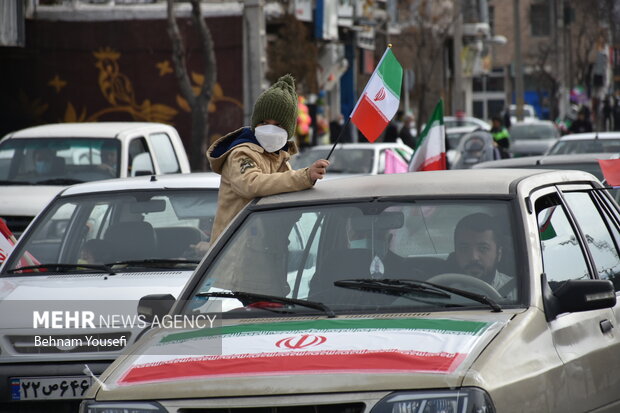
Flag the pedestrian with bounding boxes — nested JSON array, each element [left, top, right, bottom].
[[613, 91, 620, 131], [490, 115, 511, 159], [398, 113, 416, 149], [568, 108, 593, 134], [206, 74, 329, 244]]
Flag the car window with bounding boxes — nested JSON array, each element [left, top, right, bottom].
[[128, 137, 154, 176], [3, 189, 219, 273], [509, 124, 559, 140], [0, 137, 121, 183], [562, 191, 620, 287], [149, 132, 181, 174], [187, 200, 519, 315], [547, 139, 620, 155], [535, 194, 590, 287]]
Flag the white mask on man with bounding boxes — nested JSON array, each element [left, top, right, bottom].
[[254, 124, 288, 152]]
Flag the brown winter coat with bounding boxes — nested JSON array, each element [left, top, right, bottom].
[[207, 127, 314, 241]]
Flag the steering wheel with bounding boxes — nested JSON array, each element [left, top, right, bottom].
[[426, 273, 503, 301]]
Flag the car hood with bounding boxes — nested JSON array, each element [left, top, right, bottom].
[[0, 271, 193, 329], [94, 311, 512, 400], [0, 185, 64, 216]]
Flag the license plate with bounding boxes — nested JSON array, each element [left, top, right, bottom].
[[10, 376, 93, 400]]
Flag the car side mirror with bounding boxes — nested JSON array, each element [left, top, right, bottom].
[[542, 273, 616, 321], [131, 152, 155, 177], [137, 294, 175, 323]]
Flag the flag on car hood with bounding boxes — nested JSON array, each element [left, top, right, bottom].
[[350, 46, 403, 143], [408, 100, 446, 172]]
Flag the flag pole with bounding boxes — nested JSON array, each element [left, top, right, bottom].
[[326, 43, 394, 161], [326, 117, 352, 161]]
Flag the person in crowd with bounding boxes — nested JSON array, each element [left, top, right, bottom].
[[398, 113, 417, 149], [490, 115, 511, 159], [568, 108, 594, 134], [98, 142, 119, 176], [451, 212, 515, 299], [205, 74, 329, 246]]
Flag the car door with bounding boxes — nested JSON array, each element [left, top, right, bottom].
[[533, 184, 620, 411]]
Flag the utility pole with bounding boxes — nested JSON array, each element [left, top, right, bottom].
[[513, 0, 524, 121], [453, 0, 464, 115], [243, 0, 266, 126]]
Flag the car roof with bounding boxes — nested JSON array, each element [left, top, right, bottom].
[[556, 132, 620, 141], [510, 120, 556, 127], [59, 172, 220, 196], [474, 153, 620, 169], [253, 169, 598, 207], [4, 122, 176, 139]]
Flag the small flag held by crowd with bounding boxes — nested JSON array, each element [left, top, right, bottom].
[[408, 100, 447, 172], [0, 219, 16, 264]]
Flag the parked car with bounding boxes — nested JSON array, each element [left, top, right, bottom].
[[290, 142, 413, 178], [545, 131, 620, 155], [450, 130, 499, 169], [0, 172, 219, 413], [474, 152, 620, 201], [508, 120, 561, 157], [505, 103, 538, 124], [443, 115, 490, 131], [0, 122, 191, 236], [83, 169, 620, 412]]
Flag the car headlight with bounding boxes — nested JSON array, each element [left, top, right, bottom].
[[79, 400, 166, 413], [371, 387, 495, 413]]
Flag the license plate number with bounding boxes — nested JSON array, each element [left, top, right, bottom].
[[10, 376, 92, 400]]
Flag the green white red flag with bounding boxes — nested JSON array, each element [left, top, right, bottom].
[[350, 47, 403, 142], [408, 100, 446, 172]]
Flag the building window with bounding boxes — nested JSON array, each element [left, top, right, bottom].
[[530, 3, 551, 37]]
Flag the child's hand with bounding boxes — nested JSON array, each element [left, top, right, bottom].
[[309, 159, 330, 181]]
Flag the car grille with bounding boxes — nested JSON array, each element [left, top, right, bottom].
[[8, 332, 130, 354], [179, 404, 365, 413]]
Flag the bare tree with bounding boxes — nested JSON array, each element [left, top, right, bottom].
[[393, 0, 455, 135], [527, 42, 560, 120], [167, 0, 216, 171]]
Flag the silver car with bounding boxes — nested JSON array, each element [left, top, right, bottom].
[[81, 169, 620, 412]]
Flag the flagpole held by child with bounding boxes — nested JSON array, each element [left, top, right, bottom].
[[327, 44, 403, 160]]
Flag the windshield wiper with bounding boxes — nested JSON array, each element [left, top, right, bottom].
[[196, 291, 336, 318], [35, 178, 84, 185], [106, 259, 200, 268], [0, 180, 33, 185], [7, 263, 115, 275], [335, 278, 502, 312]]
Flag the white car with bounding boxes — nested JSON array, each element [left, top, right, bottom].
[[0, 172, 219, 412], [0, 122, 191, 236], [508, 120, 561, 157], [545, 131, 620, 155], [290, 142, 413, 179], [506, 104, 538, 124], [443, 115, 490, 131]]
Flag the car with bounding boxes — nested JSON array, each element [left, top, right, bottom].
[[505, 103, 538, 124], [0, 172, 219, 413], [473, 152, 620, 201], [290, 142, 413, 178], [83, 169, 620, 412], [0, 122, 191, 237], [545, 131, 620, 155], [443, 115, 490, 131], [508, 120, 561, 157], [445, 124, 482, 166]]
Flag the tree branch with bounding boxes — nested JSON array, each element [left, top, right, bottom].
[[167, 0, 195, 106], [190, 0, 216, 104]]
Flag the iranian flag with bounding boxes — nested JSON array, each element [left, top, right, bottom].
[[408, 100, 447, 172], [0, 219, 16, 264], [350, 46, 403, 142]]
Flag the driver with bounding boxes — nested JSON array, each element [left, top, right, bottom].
[[452, 212, 515, 299]]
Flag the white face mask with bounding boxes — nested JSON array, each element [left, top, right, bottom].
[[255, 124, 288, 152]]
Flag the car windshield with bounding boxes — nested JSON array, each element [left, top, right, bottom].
[[0, 138, 121, 184], [510, 124, 559, 140], [547, 139, 620, 155], [185, 200, 520, 317], [3, 189, 218, 274], [291, 148, 374, 174]]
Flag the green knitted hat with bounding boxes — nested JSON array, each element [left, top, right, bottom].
[[251, 74, 298, 139]]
